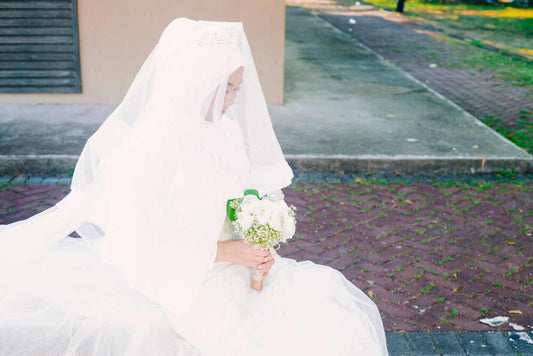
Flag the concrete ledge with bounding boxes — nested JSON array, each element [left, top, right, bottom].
[[286, 155, 533, 175], [0, 155, 78, 176], [1, 154, 532, 177]]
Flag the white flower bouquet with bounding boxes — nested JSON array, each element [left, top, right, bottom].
[[227, 189, 297, 290]]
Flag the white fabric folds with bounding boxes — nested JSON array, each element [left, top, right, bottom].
[[0, 18, 293, 316]]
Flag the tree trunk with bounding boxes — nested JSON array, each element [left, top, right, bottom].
[[395, 0, 405, 12]]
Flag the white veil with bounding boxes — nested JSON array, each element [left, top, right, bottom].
[[0, 18, 294, 316]]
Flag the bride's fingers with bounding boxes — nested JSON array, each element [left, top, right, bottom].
[[253, 252, 272, 261], [257, 258, 274, 272], [262, 254, 273, 261], [252, 256, 269, 267], [257, 250, 271, 258]]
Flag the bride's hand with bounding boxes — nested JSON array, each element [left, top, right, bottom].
[[217, 240, 273, 268], [257, 258, 275, 279]]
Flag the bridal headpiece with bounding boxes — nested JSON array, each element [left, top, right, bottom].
[[194, 25, 239, 45]]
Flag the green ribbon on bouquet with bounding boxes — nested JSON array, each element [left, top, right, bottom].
[[226, 189, 267, 222]]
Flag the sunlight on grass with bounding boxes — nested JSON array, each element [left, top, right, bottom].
[[453, 7, 533, 17], [519, 48, 533, 56], [336, 0, 533, 58]]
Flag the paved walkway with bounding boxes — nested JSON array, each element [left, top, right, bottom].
[[0, 5, 531, 176], [272, 5, 532, 174], [1, 176, 532, 355], [300, 0, 533, 135]]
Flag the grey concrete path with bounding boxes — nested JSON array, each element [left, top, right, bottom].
[[386, 331, 533, 356], [0, 5, 531, 176], [271, 5, 532, 175]]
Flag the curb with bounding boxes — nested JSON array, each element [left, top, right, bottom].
[[2, 172, 532, 186], [286, 155, 533, 175], [0, 155, 78, 177], [0, 154, 532, 177]]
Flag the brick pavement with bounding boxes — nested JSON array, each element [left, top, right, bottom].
[[1, 175, 531, 335], [290, 0, 533, 150], [278, 179, 532, 333]]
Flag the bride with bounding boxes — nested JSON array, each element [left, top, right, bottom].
[[0, 18, 389, 356]]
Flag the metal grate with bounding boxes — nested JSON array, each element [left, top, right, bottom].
[[0, 0, 81, 93]]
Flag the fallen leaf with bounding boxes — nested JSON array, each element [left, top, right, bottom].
[[405, 199, 413, 204], [452, 288, 458, 293], [339, 202, 344, 205], [368, 290, 374, 298], [481, 158, 486, 171], [509, 310, 523, 315]]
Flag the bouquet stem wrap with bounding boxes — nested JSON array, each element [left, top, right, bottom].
[[251, 273, 264, 291]]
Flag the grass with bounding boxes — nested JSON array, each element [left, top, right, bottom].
[[440, 35, 533, 86], [481, 112, 533, 153], [333, 0, 533, 87], [335, 0, 533, 58]]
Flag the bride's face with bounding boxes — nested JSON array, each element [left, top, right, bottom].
[[222, 66, 243, 115]]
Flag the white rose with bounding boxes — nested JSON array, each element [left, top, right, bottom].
[[276, 199, 289, 211], [240, 198, 260, 217], [267, 189, 284, 201], [268, 210, 283, 231], [281, 211, 296, 237], [255, 205, 270, 225], [237, 211, 254, 231], [242, 194, 259, 206]]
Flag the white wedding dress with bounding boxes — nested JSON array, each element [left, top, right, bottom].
[[0, 115, 388, 356], [170, 215, 387, 356]]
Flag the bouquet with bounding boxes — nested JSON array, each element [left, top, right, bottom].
[[227, 189, 297, 290]]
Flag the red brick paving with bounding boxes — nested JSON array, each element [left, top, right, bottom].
[[277, 181, 532, 332], [0, 185, 67, 224], [1, 181, 531, 333]]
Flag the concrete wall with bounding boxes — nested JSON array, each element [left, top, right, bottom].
[[0, 0, 285, 105]]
